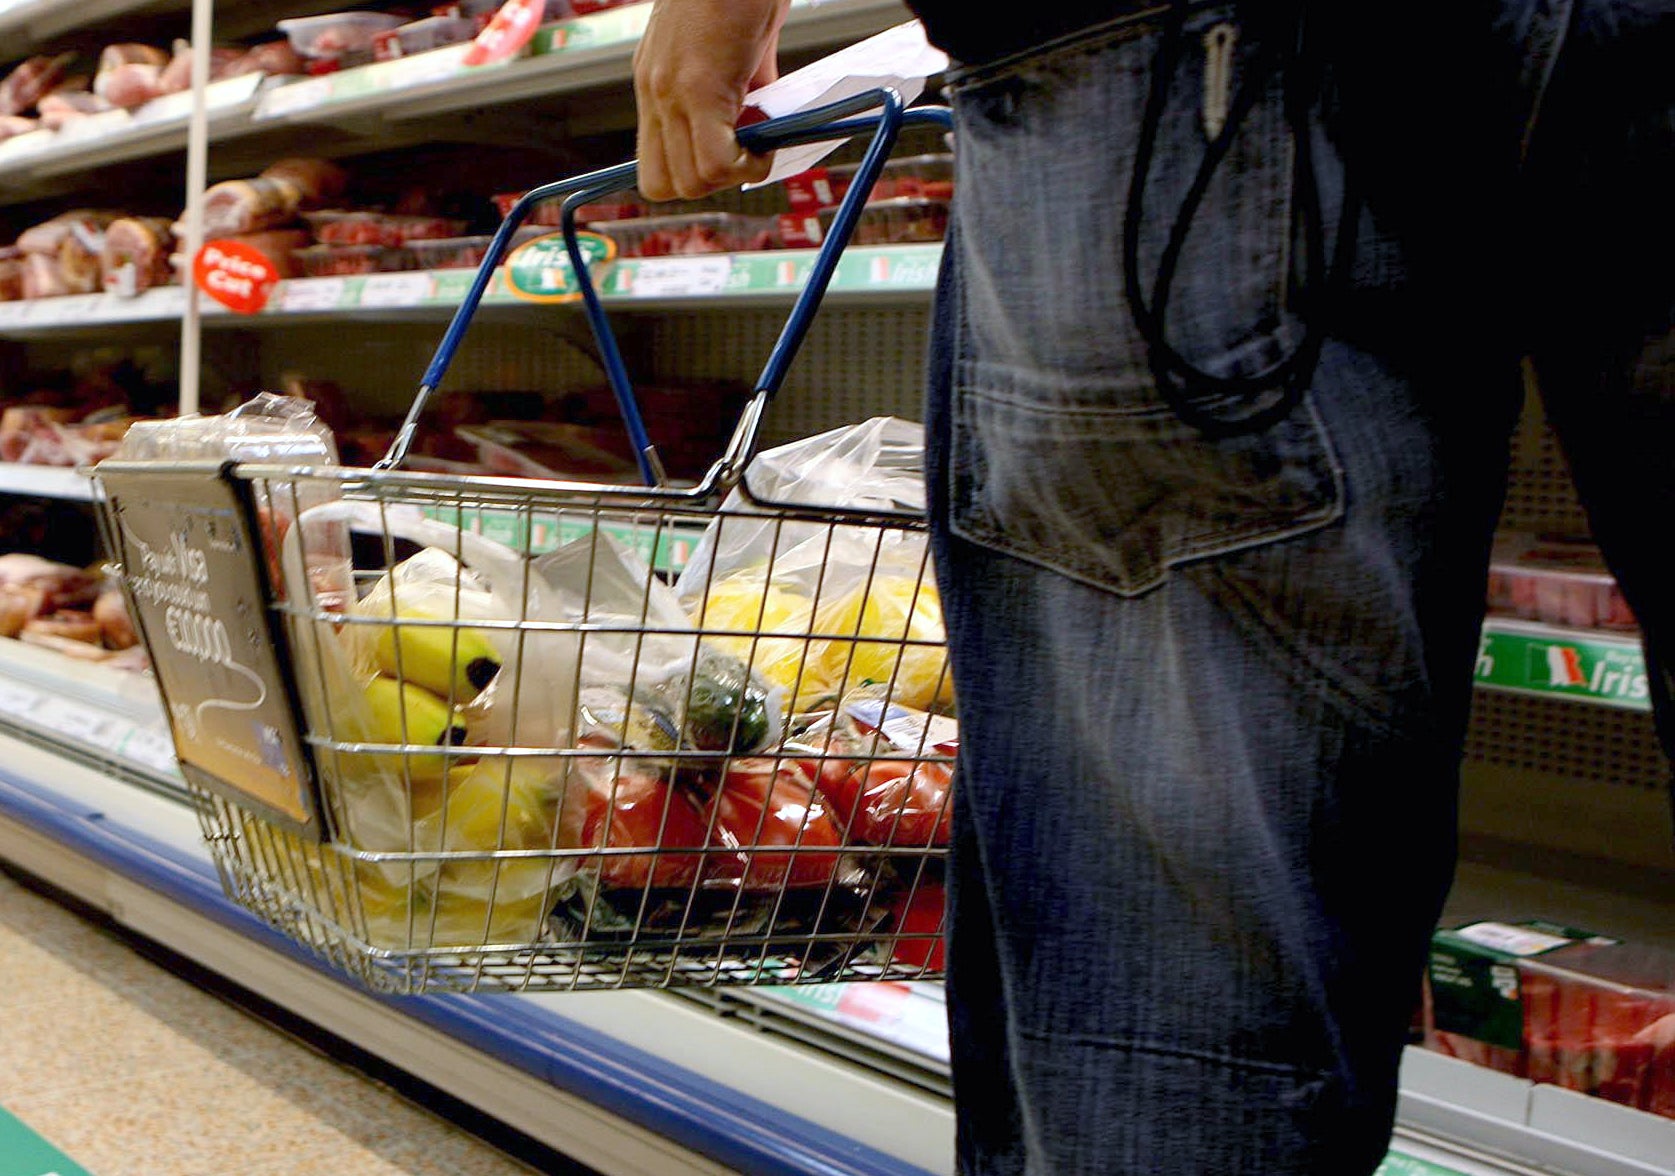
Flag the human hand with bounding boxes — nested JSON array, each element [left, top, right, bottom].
[[633, 0, 791, 201]]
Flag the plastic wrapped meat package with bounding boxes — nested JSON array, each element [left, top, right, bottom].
[[1487, 533, 1637, 632]]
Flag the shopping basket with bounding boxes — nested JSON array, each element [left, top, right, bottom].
[[93, 89, 957, 995]]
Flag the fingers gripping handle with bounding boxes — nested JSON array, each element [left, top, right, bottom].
[[383, 89, 950, 487]]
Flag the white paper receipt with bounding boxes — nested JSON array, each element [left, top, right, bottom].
[[741, 21, 950, 186]]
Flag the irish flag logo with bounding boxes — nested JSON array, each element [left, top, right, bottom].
[[1532, 643, 1588, 688]]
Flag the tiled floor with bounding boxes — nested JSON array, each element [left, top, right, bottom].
[[0, 868, 539, 1176]]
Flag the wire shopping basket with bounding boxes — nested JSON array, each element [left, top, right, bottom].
[[93, 91, 957, 995]]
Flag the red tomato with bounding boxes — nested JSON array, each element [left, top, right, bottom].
[[581, 771, 712, 890], [707, 760, 844, 891], [817, 759, 952, 848], [888, 881, 946, 971]]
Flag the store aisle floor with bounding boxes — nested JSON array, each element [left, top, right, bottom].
[[0, 868, 540, 1176]]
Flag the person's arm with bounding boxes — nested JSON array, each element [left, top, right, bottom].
[[632, 0, 791, 201]]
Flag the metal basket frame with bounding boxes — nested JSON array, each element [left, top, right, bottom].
[[96, 91, 958, 995]]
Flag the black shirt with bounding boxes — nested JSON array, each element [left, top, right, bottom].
[[905, 2, 1151, 67]]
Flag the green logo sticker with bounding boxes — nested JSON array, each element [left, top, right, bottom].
[[504, 230, 616, 303]]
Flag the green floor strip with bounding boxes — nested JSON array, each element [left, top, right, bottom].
[[0, 1107, 92, 1176]]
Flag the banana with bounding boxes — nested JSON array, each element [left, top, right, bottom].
[[372, 611, 502, 704], [353, 676, 468, 785]]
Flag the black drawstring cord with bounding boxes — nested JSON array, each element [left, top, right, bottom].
[[1123, 1, 1359, 439]]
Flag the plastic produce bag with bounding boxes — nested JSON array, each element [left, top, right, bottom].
[[675, 417, 953, 714]]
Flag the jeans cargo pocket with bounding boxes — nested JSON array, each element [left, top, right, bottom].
[[951, 357, 1343, 597], [944, 3, 1345, 596]]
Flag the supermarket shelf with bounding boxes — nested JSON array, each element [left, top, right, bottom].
[[1475, 618, 1648, 712], [0, 0, 902, 206], [0, 243, 942, 338], [0, 72, 269, 203], [0, 737, 951, 1176], [0, 636, 183, 801], [0, 462, 94, 500], [250, 0, 901, 127]]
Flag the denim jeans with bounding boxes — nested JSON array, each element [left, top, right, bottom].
[[924, 2, 1673, 1172]]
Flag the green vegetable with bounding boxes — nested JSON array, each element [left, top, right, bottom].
[[668, 646, 772, 753]]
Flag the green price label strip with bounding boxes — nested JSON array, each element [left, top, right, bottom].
[[1475, 623, 1649, 711], [0, 1106, 93, 1176], [1374, 1152, 1473, 1176], [419, 507, 708, 574]]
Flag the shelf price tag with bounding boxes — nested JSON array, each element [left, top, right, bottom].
[[194, 240, 281, 314], [0, 680, 42, 715], [35, 698, 124, 750], [359, 271, 436, 308], [279, 277, 347, 313], [615, 256, 734, 298], [0, 300, 33, 327], [120, 726, 179, 775]]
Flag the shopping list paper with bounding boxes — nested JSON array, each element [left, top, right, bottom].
[[741, 21, 949, 186]]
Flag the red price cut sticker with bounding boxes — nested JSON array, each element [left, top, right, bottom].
[[463, 0, 544, 66], [193, 240, 280, 314]]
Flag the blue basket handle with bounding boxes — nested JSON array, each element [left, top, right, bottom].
[[381, 88, 954, 489]]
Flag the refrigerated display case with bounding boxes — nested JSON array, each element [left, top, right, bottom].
[[0, 3, 1669, 1175]]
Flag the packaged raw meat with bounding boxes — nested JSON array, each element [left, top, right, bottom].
[[102, 218, 176, 295], [591, 212, 778, 258], [0, 249, 21, 301], [38, 91, 117, 130], [157, 40, 249, 95], [1487, 534, 1637, 632], [193, 176, 305, 237], [17, 211, 120, 257], [303, 211, 467, 247], [405, 227, 545, 270], [93, 44, 170, 108], [0, 554, 101, 612], [0, 585, 45, 639], [229, 40, 307, 78], [198, 229, 310, 280], [277, 12, 407, 60], [1521, 940, 1675, 1119], [58, 228, 106, 294], [0, 55, 74, 117], [291, 243, 417, 277], [372, 16, 477, 60], [812, 152, 955, 207], [20, 253, 69, 299], [93, 586, 138, 650], [816, 197, 949, 246], [261, 158, 349, 208], [494, 193, 644, 227]]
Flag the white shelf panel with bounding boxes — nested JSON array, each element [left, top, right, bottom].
[[0, 462, 94, 500]]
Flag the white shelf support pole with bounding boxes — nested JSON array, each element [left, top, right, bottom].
[[176, 0, 215, 417]]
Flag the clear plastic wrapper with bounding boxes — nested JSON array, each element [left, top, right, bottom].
[[591, 212, 778, 258], [1487, 533, 1637, 632], [373, 16, 478, 60], [1521, 941, 1675, 1119], [406, 227, 545, 270], [277, 12, 407, 60], [292, 243, 417, 277], [303, 211, 468, 247], [677, 417, 953, 714], [816, 197, 948, 245]]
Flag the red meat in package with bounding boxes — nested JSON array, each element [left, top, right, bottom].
[[792, 694, 956, 848], [1521, 942, 1675, 1119]]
